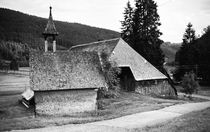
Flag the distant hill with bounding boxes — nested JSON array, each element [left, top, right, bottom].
[[0, 8, 120, 50], [161, 42, 181, 63]]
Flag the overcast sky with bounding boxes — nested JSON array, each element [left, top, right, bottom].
[[0, 0, 210, 43]]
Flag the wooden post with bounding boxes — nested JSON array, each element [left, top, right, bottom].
[[53, 40, 56, 52], [44, 40, 48, 52]]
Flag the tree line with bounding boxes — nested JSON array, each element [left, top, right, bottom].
[[0, 8, 119, 49], [0, 41, 29, 69], [174, 23, 210, 85], [0, 8, 119, 69], [120, 0, 210, 85]]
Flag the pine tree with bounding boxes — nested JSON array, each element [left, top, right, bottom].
[[174, 23, 198, 81], [121, 0, 164, 68], [121, 1, 134, 46], [182, 23, 196, 45], [178, 23, 196, 65], [198, 26, 210, 84]]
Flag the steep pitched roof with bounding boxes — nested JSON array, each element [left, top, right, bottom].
[[30, 51, 106, 91], [43, 7, 58, 36], [110, 39, 167, 81], [71, 38, 167, 81]]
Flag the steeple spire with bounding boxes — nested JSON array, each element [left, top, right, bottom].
[[49, 6, 52, 17], [43, 6, 58, 52], [43, 6, 58, 36]]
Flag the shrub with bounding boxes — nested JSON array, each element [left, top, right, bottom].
[[97, 51, 121, 99], [18, 61, 29, 67], [181, 71, 199, 99], [10, 59, 19, 71]]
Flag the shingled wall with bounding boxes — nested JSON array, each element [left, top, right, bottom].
[[35, 89, 98, 116], [30, 51, 106, 116]]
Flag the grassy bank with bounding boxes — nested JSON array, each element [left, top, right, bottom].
[[137, 107, 210, 132]]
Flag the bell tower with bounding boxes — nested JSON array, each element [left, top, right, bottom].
[[43, 6, 58, 52]]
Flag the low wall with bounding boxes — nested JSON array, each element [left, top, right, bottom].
[[135, 80, 176, 96], [35, 89, 98, 116]]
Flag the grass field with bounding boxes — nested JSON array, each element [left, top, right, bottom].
[[197, 86, 210, 97], [175, 85, 210, 97], [134, 85, 210, 132], [0, 91, 186, 131], [136, 107, 210, 132], [0, 72, 209, 131]]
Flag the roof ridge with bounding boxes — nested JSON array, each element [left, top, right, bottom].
[[70, 37, 121, 50]]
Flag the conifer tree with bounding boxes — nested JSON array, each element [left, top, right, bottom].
[[176, 23, 197, 65], [174, 23, 198, 81], [121, 1, 134, 46], [121, 0, 164, 68], [182, 23, 196, 45]]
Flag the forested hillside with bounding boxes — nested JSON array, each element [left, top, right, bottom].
[[161, 42, 181, 63], [0, 8, 120, 49], [0, 8, 119, 68]]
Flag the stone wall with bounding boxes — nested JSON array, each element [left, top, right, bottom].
[[35, 89, 97, 116], [135, 80, 176, 96]]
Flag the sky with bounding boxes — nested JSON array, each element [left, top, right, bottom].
[[0, 0, 210, 43]]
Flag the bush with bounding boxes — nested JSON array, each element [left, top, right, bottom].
[[97, 87, 119, 99], [97, 51, 121, 99], [10, 59, 19, 71], [181, 71, 199, 98], [18, 61, 29, 67]]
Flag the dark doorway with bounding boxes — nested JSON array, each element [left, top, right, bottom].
[[119, 67, 136, 91]]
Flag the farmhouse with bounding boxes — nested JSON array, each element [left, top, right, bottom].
[[70, 38, 176, 96], [30, 7, 106, 116], [30, 6, 176, 116]]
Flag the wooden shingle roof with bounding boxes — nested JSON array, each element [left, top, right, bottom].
[[71, 38, 167, 81], [30, 51, 106, 91], [70, 38, 120, 55], [110, 39, 167, 81], [42, 7, 58, 36]]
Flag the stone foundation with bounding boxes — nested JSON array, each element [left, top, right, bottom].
[[35, 89, 98, 116], [135, 80, 176, 96]]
